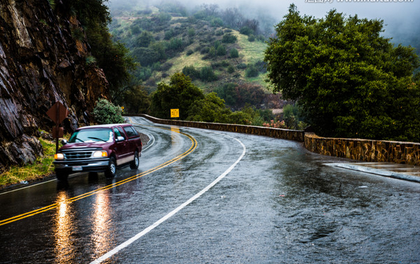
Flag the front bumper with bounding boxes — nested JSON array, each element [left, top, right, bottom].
[[53, 158, 110, 174]]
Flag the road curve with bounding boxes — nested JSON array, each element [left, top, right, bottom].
[[0, 117, 419, 263]]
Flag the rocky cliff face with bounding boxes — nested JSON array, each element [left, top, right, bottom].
[[0, 0, 109, 173]]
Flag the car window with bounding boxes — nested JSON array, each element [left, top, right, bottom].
[[123, 126, 139, 138], [114, 128, 126, 140], [68, 128, 113, 143]]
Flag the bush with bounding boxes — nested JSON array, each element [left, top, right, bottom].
[[93, 98, 125, 124], [240, 26, 254, 36], [222, 34, 237, 43], [188, 28, 195, 37], [230, 48, 239, 58], [182, 65, 200, 80], [200, 67, 218, 82], [245, 64, 259, 77], [227, 65, 235, 73], [217, 45, 227, 56], [237, 63, 247, 69]]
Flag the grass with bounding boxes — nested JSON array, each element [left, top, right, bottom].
[[0, 134, 67, 187], [234, 31, 267, 65], [164, 51, 211, 82]]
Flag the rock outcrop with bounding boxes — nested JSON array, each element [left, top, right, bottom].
[[0, 0, 109, 173]]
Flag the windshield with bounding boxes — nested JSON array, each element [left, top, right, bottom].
[[68, 128, 113, 143]]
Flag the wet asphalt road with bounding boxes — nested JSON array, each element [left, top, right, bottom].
[[1, 116, 420, 263]]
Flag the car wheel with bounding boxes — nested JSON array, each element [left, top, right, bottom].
[[105, 156, 117, 178], [130, 151, 139, 169], [56, 171, 68, 181]]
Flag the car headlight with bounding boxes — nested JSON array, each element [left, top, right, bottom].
[[54, 153, 65, 160], [92, 150, 108, 158]]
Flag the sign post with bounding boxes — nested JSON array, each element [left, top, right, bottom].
[[46, 102, 69, 153]]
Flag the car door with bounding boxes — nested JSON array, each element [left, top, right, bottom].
[[113, 127, 130, 166]]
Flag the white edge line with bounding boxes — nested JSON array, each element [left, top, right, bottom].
[[90, 137, 246, 264]]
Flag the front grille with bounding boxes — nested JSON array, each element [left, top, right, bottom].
[[65, 152, 92, 159]]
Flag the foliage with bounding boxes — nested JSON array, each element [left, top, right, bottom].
[[216, 45, 227, 56], [222, 34, 237, 43], [63, 0, 136, 98], [283, 104, 307, 129], [200, 67, 218, 82], [182, 65, 201, 80], [93, 98, 125, 124], [135, 31, 155, 47], [265, 4, 420, 141], [0, 135, 66, 186], [230, 48, 239, 58], [150, 73, 205, 119], [240, 26, 253, 36], [187, 93, 232, 123], [131, 47, 160, 67], [122, 85, 150, 114], [245, 64, 259, 78], [214, 83, 265, 110]]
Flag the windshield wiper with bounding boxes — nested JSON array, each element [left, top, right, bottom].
[[88, 137, 107, 142], [75, 138, 84, 142]]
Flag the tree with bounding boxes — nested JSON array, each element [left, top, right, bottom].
[[93, 98, 125, 124], [264, 4, 420, 141], [150, 73, 204, 119], [122, 85, 150, 114], [187, 93, 232, 123], [135, 31, 155, 47]]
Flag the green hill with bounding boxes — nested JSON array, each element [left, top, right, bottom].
[[108, 2, 270, 94]]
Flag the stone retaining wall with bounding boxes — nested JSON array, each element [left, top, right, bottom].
[[132, 114, 304, 142], [304, 133, 420, 166], [131, 114, 420, 165]]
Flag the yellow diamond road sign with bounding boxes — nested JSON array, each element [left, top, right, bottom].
[[170, 109, 179, 118]]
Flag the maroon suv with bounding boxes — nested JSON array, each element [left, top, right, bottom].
[[53, 124, 142, 181]]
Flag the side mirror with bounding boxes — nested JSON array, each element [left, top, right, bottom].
[[61, 139, 68, 145], [117, 136, 125, 142]]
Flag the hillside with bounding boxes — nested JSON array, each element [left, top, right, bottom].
[[108, 1, 278, 108], [0, 0, 111, 173]]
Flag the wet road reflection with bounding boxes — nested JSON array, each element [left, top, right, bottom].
[[54, 191, 75, 263], [91, 190, 113, 258]]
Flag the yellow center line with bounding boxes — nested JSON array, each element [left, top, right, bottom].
[[0, 126, 197, 227]]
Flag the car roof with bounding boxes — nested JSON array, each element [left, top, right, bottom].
[[77, 123, 132, 130]]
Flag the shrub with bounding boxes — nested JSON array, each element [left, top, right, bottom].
[[237, 63, 247, 69], [230, 48, 239, 58], [200, 47, 210, 54], [240, 26, 253, 36], [245, 64, 259, 77], [93, 98, 125, 124], [222, 34, 237, 43], [217, 45, 227, 56], [227, 65, 235, 73], [188, 28, 195, 37], [200, 67, 218, 82], [182, 65, 200, 80]]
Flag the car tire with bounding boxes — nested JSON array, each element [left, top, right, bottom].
[[130, 151, 140, 169], [105, 156, 117, 178], [56, 171, 68, 181]]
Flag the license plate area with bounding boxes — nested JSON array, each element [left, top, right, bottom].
[[72, 166, 83, 171]]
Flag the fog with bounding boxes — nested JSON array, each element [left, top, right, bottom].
[[108, 0, 420, 46]]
